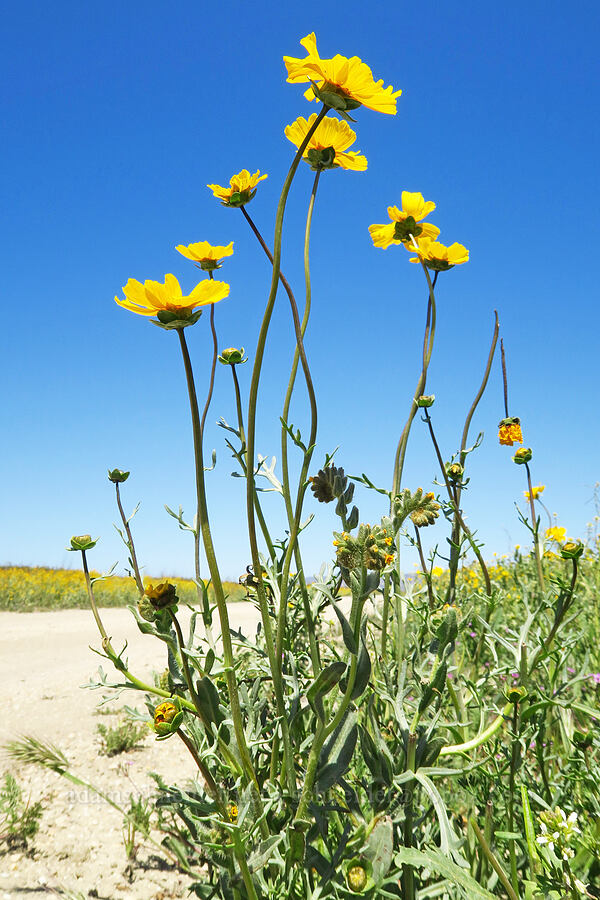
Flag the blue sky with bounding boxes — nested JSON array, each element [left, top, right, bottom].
[[2, 0, 599, 580]]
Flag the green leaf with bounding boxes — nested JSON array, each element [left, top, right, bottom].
[[307, 661, 347, 720], [329, 598, 357, 654], [521, 785, 540, 877], [394, 847, 496, 899], [350, 627, 372, 700], [316, 709, 358, 792], [246, 835, 284, 871], [366, 815, 394, 884]]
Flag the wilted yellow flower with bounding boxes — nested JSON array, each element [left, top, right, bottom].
[[409, 237, 469, 271], [525, 484, 545, 501], [175, 240, 234, 270], [499, 418, 523, 446], [284, 113, 367, 171], [546, 526, 567, 544], [207, 169, 267, 207], [283, 32, 401, 115], [154, 701, 178, 726], [369, 192, 440, 249], [115, 274, 229, 318]]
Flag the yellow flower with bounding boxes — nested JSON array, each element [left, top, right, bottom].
[[525, 484, 545, 501], [154, 701, 177, 726], [369, 192, 440, 249], [498, 418, 523, 446], [207, 169, 267, 207], [283, 32, 401, 115], [115, 274, 229, 319], [175, 240, 234, 270], [284, 113, 367, 171], [545, 526, 567, 544], [408, 236, 469, 271]]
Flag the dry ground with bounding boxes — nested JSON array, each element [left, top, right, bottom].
[[0, 603, 262, 899]]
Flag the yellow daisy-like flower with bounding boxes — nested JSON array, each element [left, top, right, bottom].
[[408, 236, 469, 271], [498, 418, 523, 446], [115, 274, 229, 319], [207, 169, 267, 207], [283, 32, 401, 115], [154, 701, 178, 725], [284, 113, 367, 171], [545, 526, 567, 544], [369, 192, 440, 249], [175, 240, 234, 270], [525, 484, 545, 501]]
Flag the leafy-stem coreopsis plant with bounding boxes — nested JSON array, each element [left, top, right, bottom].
[[10, 31, 600, 899]]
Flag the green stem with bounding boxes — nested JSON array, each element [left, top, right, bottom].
[[244, 104, 329, 794], [402, 732, 419, 900], [471, 819, 519, 900], [114, 482, 145, 597], [176, 728, 225, 815], [414, 525, 435, 609], [525, 461, 545, 593], [447, 313, 499, 598], [176, 328, 263, 817], [391, 266, 438, 498], [230, 364, 277, 563], [276, 168, 322, 676], [423, 409, 492, 596], [507, 702, 520, 893]]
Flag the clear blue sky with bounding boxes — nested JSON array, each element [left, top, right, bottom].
[[2, 0, 599, 580]]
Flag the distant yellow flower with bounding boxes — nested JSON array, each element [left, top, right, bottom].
[[284, 113, 367, 171], [525, 484, 545, 501], [369, 192, 440, 249], [207, 169, 267, 207], [432, 566, 444, 577], [115, 274, 229, 319], [409, 237, 469, 271], [283, 32, 401, 115], [175, 240, 234, 270], [545, 526, 567, 544]]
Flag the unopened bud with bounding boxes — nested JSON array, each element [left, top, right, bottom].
[[513, 447, 533, 465], [68, 534, 98, 551], [218, 347, 247, 365], [561, 540, 584, 560], [108, 468, 130, 483], [417, 395, 435, 408]]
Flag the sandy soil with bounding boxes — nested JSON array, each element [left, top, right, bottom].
[[0, 603, 262, 899]]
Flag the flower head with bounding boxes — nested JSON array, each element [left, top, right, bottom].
[[175, 240, 234, 271], [115, 274, 229, 327], [152, 699, 184, 737], [545, 525, 567, 544], [409, 236, 469, 271], [144, 581, 178, 611], [524, 484, 544, 501], [283, 32, 401, 115], [207, 169, 267, 207], [284, 113, 367, 171], [498, 417, 523, 446], [369, 192, 440, 249]]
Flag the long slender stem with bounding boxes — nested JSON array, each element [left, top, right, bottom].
[[525, 461, 545, 592], [230, 365, 277, 562], [402, 732, 419, 900], [276, 168, 322, 676], [176, 328, 263, 813], [507, 702, 520, 893], [423, 409, 492, 596], [391, 267, 438, 497], [440, 702, 512, 755], [114, 482, 144, 596], [414, 525, 435, 609], [241, 189, 321, 676], [471, 819, 519, 900], [447, 313, 499, 597], [244, 104, 329, 794], [500, 338, 509, 418], [176, 728, 224, 813]]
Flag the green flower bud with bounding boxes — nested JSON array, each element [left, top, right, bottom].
[[152, 700, 184, 737], [144, 581, 178, 611], [310, 465, 348, 503], [347, 865, 367, 893], [561, 540, 584, 560], [218, 347, 247, 365], [505, 684, 528, 704], [344, 858, 374, 893], [513, 447, 533, 465], [68, 534, 98, 551], [417, 394, 435, 408], [445, 462, 464, 482], [108, 468, 130, 483]]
